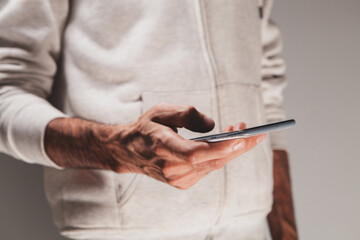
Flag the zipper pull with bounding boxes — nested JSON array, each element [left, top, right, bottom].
[[258, 0, 264, 19]]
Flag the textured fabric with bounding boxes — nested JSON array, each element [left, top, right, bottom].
[[0, 0, 287, 239]]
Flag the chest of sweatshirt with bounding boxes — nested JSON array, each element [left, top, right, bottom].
[[58, 0, 262, 95]]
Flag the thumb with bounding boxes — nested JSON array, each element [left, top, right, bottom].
[[149, 103, 215, 133]]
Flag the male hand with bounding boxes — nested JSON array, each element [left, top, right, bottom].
[[45, 103, 266, 190]]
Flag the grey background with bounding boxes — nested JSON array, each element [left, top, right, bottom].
[[1, 0, 359, 239]]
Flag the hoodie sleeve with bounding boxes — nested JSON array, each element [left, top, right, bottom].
[[260, 0, 289, 150], [0, 0, 71, 168]]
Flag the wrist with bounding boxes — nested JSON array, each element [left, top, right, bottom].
[[268, 149, 298, 240], [273, 149, 288, 159], [44, 117, 122, 171]]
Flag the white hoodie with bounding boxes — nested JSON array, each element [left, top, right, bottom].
[[0, 0, 287, 239]]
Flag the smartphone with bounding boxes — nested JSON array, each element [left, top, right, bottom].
[[190, 119, 296, 142]]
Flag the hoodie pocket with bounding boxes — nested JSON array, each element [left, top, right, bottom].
[[115, 90, 223, 231]]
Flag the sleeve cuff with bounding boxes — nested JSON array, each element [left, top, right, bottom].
[[268, 128, 288, 151], [8, 98, 71, 169]]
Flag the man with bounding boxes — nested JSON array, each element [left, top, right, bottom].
[[0, 0, 297, 239]]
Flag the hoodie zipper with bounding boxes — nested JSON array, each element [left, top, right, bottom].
[[258, 0, 264, 19], [193, 1, 226, 239]]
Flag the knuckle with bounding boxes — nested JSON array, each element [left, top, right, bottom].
[[210, 159, 222, 169], [211, 159, 219, 168], [168, 180, 179, 188], [199, 168, 211, 177], [160, 128, 176, 140], [161, 166, 173, 177], [153, 146, 163, 156], [216, 164, 224, 169], [184, 144, 203, 163], [185, 105, 196, 111], [167, 179, 176, 186], [167, 179, 190, 190], [184, 151, 196, 164], [185, 105, 197, 115], [195, 161, 208, 169], [185, 153, 194, 163]]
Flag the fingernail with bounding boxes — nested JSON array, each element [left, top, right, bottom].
[[256, 134, 266, 144], [233, 140, 245, 151]]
